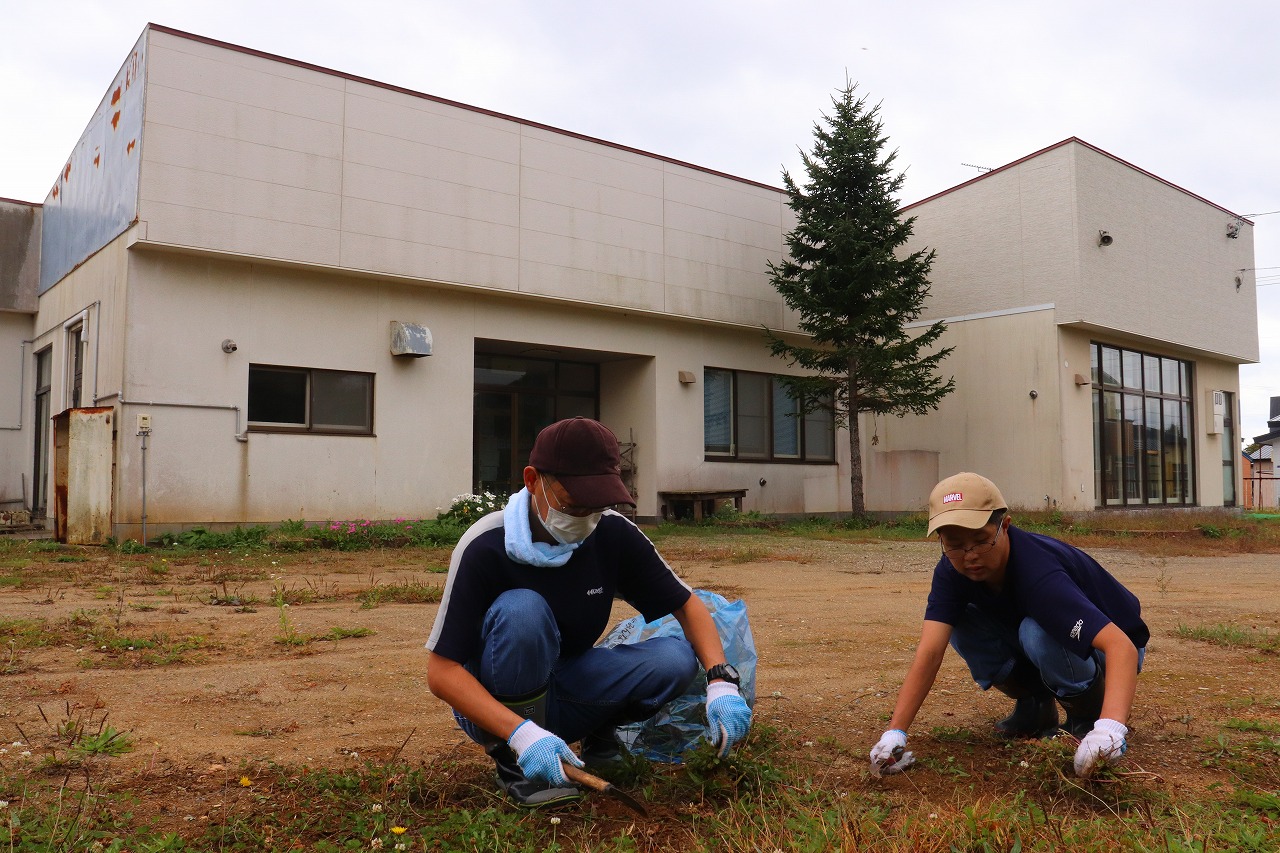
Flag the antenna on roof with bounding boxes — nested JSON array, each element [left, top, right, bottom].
[[961, 163, 994, 173]]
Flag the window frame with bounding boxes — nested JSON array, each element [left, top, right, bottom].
[[247, 364, 375, 436], [1090, 342, 1194, 507], [703, 367, 836, 464]]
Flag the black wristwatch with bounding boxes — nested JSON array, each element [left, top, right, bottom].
[[706, 663, 741, 686]]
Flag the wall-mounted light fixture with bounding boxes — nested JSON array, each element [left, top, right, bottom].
[[1226, 221, 1241, 239], [1097, 230, 1113, 247], [221, 339, 238, 353]]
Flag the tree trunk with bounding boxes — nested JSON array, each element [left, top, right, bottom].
[[848, 363, 865, 516]]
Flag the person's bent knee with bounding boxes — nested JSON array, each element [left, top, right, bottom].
[[629, 637, 699, 715], [483, 589, 556, 639]]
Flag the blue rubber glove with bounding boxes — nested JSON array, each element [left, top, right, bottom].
[[706, 680, 752, 757], [508, 720, 583, 786]]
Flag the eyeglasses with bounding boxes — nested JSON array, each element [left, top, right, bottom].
[[540, 478, 604, 518], [940, 524, 1003, 561]]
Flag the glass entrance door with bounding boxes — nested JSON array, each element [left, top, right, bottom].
[[473, 353, 598, 496]]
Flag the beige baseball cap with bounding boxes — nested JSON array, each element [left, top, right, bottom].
[[927, 472, 1007, 535]]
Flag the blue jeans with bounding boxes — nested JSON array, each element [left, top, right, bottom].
[[950, 604, 1144, 697], [455, 589, 698, 744]]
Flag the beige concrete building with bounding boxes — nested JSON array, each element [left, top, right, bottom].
[[0, 26, 1259, 540], [875, 140, 1258, 514]]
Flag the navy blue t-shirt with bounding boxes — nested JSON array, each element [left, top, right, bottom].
[[427, 509, 692, 664], [924, 525, 1149, 659]]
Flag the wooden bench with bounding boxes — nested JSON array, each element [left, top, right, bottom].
[[658, 489, 748, 521]]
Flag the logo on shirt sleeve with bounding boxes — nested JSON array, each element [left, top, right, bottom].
[[1069, 619, 1084, 640], [586, 586, 605, 596]]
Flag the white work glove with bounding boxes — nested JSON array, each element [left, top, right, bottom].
[[1073, 718, 1128, 778], [705, 681, 753, 757], [508, 720, 583, 786], [869, 729, 915, 776]]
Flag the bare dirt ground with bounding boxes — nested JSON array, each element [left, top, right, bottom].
[[2, 534, 1279, 828]]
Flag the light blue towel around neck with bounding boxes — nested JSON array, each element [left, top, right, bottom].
[[503, 487, 578, 567]]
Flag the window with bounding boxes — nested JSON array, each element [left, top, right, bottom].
[[67, 324, 85, 408], [703, 368, 835, 462], [248, 365, 373, 434], [1091, 343, 1193, 506]]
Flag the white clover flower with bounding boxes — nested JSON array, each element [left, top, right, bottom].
[[370, 803, 383, 813], [550, 816, 561, 825], [0, 800, 8, 809], [20, 751, 31, 758]]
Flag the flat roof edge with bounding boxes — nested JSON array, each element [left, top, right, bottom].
[[145, 24, 785, 195]]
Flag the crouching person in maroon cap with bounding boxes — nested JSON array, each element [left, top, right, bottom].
[[870, 472, 1148, 780], [426, 417, 752, 806]]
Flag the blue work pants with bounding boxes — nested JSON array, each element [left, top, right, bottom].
[[455, 588, 698, 744], [949, 604, 1143, 697]]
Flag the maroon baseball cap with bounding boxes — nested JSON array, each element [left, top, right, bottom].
[[529, 418, 636, 508]]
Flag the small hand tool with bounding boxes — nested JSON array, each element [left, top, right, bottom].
[[561, 763, 648, 816]]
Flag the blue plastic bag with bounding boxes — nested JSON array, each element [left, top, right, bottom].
[[597, 589, 757, 763]]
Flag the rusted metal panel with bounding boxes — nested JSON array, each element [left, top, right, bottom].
[[39, 33, 146, 294], [51, 408, 114, 545]]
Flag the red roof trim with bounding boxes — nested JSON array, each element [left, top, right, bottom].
[[0, 196, 41, 208], [901, 136, 1253, 222], [146, 24, 784, 194]]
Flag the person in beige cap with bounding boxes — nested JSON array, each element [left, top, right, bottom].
[[869, 472, 1148, 779], [427, 418, 752, 806]]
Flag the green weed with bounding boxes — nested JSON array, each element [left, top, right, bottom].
[[316, 626, 375, 642], [356, 578, 444, 608], [1175, 623, 1280, 653]]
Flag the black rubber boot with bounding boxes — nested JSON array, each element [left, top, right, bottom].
[[580, 726, 622, 771], [991, 662, 1059, 739], [1058, 671, 1106, 738], [484, 686, 581, 808], [483, 738, 581, 808]]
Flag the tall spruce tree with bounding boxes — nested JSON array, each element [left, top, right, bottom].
[[767, 83, 954, 516]]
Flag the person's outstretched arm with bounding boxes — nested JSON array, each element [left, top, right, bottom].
[[870, 620, 952, 774]]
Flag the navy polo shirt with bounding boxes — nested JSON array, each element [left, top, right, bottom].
[[925, 525, 1149, 659], [427, 510, 692, 664]]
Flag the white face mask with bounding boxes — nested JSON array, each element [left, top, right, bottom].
[[538, 479, 603, 545]]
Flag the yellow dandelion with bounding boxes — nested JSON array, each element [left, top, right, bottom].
[[239, 776, 251, 787], [390, 826, 407, 835]]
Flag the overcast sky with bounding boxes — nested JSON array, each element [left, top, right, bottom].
[[3, 1, 1277, 439]]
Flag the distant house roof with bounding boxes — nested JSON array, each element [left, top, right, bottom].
[[1254, 428, 1280, 445], [1246, 444, 1275, 462]]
